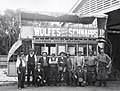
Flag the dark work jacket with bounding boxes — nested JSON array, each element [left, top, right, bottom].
[[66, 57, 72, 70], [74, 68, 85, 79], [38, 57, 49, 68], [58, 57, 67, 68], [34, 67, 44, 79], [27, 54, 35, 68]]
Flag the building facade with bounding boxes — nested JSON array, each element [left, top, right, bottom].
[[70, 0, 120, 70], [71, 0, 120, 16], [19, 11, 107, 57]]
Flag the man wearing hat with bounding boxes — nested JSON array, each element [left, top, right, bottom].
[[66, 52, 74, 86], [49, 53, 58, 86], [85, 50, 97, 86], [74, 66, 86, 86], [58, 52, 67, 86], [26, 48, 37, 86], [97, 48, 112, 87], [38, 52, 50, 86], [16, 52, 26, 90], [74, 51, 86, 83], [34, 63, 44, 87], [74, 51, 85, 69]]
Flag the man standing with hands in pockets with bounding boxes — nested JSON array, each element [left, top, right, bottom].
[[16, 52, 26, 90]]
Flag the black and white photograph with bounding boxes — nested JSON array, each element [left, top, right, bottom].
[[0, 0, 120, 91]]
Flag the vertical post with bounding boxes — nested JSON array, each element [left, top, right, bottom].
[[76, 44, 78, 55], [87, 44, 89, 56], [55, 44, 57, 56], [97, 44, 98, 55], [44, 43, 46, 53], [66, 44, 68, 53], [32, 39, 34, 49]]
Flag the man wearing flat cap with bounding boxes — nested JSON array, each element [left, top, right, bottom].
[[26, 48, 37, 86], [38, 52, 50, 86]]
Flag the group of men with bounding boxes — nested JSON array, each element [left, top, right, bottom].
[[16, 48, 112, 90]]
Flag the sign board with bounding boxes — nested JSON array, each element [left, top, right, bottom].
[[34, 27, 98, 38], [21, 26, 100, 38], [98, 29, 105, 38], [20, 26, 34, 39], [34, 39, 98, 44]]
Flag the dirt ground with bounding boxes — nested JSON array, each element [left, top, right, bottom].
[[0, 68, 120, 91]]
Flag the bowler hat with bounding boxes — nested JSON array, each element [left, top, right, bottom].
[[59, 52, 65, 55], [42, 51, 47, 55]]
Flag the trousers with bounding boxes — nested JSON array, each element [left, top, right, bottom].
[[27, 65, 35, 85], [18, 67, 26, 88]]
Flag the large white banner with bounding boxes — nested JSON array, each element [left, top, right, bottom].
[[20, 26, 98, 38], [7, 39, 22, 62], [34, 27, 98, 38]]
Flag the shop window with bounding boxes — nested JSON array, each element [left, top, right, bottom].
[[58, 45, 66, 55], [88, 44, 97, 56], [78, 45, 87, 56], [41, 46, 49, 55], [68, 44, 76, 56], [35, 44, 56, 56], [46, 44, 56, 56], [34, 44, 44, 56]]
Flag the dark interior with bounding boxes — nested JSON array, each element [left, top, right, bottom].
[[106, 9, 120, 70]]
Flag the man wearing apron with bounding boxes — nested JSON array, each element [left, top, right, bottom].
[[49, 53, 58, 86], [85, 50, 97, 86], [97, 48, 112, 87]]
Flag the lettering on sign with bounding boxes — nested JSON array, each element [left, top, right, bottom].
[[99, 29, 105, 38], [34, 27, 98, 38]]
